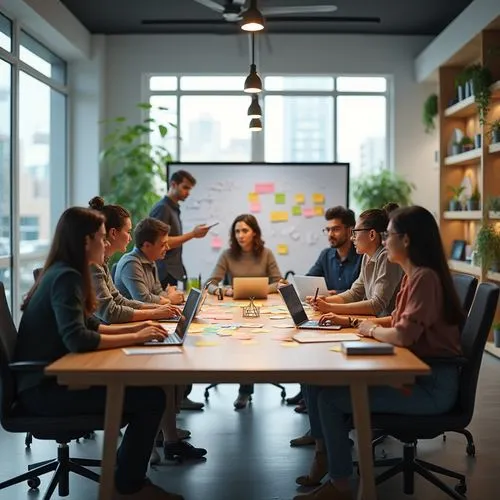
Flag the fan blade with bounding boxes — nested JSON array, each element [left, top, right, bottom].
[[262, 6, 338, 16], [142, 19, 232, 25], [192, 0, 225, 13], [265, 16, 381, 24]]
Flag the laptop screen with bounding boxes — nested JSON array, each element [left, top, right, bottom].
[[279, 284, 309, 326], [175, 288, 202, 339]]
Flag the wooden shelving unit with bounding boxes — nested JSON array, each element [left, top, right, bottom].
[[439, 29, 500, 355]]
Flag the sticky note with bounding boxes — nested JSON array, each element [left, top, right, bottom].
[[275, 193, 286, 204], [330, 345, 342, 352], [250, 201, 261, 213], [255, 182, 275, 194], [314, 206, 324, 217], [270, 211, 289, 223], [312, 193, 325, 205], [195, 340, 219, 347], [281, 341, 299, 347], [291, 205, 302, 216], [303, 208, 315, 218], [295, 193, 305, 204], [248, 192, 259, 202], [251, 328, 270, 334], [211, 235, 223, 249], [277, 244, 288, 255]]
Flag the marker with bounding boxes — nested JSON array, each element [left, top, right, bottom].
[[313, 287, 320, 303]]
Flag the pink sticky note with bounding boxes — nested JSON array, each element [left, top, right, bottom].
[[255, 183, 275, 194], [211, 235, 223, 249], [303, 208, 315, 218], [250, 201, 261, 213]]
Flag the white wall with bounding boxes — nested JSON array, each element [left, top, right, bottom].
[[104, 33, 439, 214]]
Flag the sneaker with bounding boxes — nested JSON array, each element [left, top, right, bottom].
[[164, 440, 207, 461], [233, 393, 251, 410], [113, 480, 184, 500], [293, 481, 353, 500], [286, 391, 303, 405], [290, 429, 314, 447], [180, 397, 204, 411]]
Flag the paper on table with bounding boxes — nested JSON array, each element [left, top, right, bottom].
[[272, 323, 295, 328], [303, 208, 315, 218], [248, 192, 259, 202], [277, 244, 288, 255], [295, 193, 305, 204], [291, 205, 302, 216], [249, 201, 261, 214], [234, 332, 253, 340], [122, 347, 182, 355], [269, 315, 290, 320], [195, 340, 219, 347], [312, 193, 325, 204], [281, 342, 299, 347], [237, 323, 264, 328], [330, 345, 342, 352], [251, 328, 270, 334], [270, 211, 289, 223], [255, 182, 275, 194], [275, 193, 286, 204], [210, 235, 223, 249]]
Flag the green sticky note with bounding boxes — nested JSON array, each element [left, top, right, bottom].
[[292, 205, 302, 216], [275, 193, 286, 204]]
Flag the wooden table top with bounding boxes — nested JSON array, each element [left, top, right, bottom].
[[46, 295, 430, 386]]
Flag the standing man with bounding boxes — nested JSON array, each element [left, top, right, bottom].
[[150, 169, 209, 411]]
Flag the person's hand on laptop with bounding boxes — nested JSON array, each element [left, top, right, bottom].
[[134, 324, 168, 344], [318, 313, 349, 327], [154, 304, 182, 320], [166, 285, 184, 305]]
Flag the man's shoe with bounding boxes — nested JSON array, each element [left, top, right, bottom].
[[177, 428, 191, 440], [295, 451, 328, 486], [233, 393, 251, 410], [286, 391, 303, 405], [114, 480, 184, 500], [164, 440, 207, 461], [294, 400, 308, 413], [290, 430, 314, 447], [180, 397, 204, 411], [293, 481, 353, 500]]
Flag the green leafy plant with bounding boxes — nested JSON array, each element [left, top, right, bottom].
[[493, 322, 500, 331], [448, 185, 466, 201], [422, 94, 438, 133], [100, 103, 175, 227], [352, 169, 415, 211], [489, 119, 500, 142], [460, 136, 474, 146], [489, 196, 500, 213], [469, 64, 493, 125], [475, 224, 500, 270], [470, 186, 480, 202]]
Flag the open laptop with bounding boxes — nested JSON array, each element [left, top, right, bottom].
[[161, 287, 208, 323], [145, 287, 202, 346], [233, 277, 268, 300], [292, 275, 329, 301]]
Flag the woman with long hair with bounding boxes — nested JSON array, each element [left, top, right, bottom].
[[15, 207, 184, 500], [207, 214, 282, 409], [295, 206, 463, 500]]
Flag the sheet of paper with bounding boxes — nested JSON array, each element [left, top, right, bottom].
[[281, 341, 299, 347], [291, 205, 302, 216], [269, 315, 289, 320], [216, 330, 233, 337], [251, 328, 270, 334], [270, 211, 289, 223], [122, 347, 182, 355], [277, 243, 288, 255], [275, 193, 286, 204], [249, 201, 261, 213], [195, 340, 219, 347], [273, 323, 295, 328], [248, 192, 259, 202], [234, 332, 253, 340], [295, 193, 305, 205], [255, 182, 275, 194], [303, 208, 315, 218], [210, 235, 223, 249], [314, 206, 325, 217], [330, 345, 342, 352], [312, 193, 325, 205]]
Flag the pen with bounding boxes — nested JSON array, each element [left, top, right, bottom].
[[313, 287, 319, 302]]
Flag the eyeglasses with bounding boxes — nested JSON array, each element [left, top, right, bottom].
[[322, 225, 346, 234], [351, 228, 374, 238], [380, 231, 402, 242]]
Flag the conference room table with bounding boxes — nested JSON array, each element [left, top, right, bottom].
[[46, 295, 430, 500]]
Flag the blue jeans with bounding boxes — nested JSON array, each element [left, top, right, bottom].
[[303, 364, 459, 480]]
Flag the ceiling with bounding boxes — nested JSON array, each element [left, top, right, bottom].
[[59, 0, 474, 36]]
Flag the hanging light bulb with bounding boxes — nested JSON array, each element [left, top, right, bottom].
[[249, 117, 263, 132], [241, 0, 265, 32], [244, 33, 262, 93], [247, 96, 262, 119]]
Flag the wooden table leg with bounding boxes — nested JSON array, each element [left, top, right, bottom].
[[350, 382, 376, 500], [98, 383, 124, 500]]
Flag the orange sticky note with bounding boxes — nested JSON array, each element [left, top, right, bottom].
[[314, 206, 324, 217], [312, 193, 325, 205], [277, 244, 288, 255]]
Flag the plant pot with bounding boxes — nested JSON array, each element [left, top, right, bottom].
[[462, 143, 474, 152], [474, 134, 482, 149], [451, 144, 462, 156], [493, 130, 500, 144], [449, 200, 462, 211], [457, 85, 464, 101], [494, 329, 500, 348], [467, 200, 480, 211]]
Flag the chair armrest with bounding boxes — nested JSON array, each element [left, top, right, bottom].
[[421, 356, 468, 367], [9, 361, 50, 372]]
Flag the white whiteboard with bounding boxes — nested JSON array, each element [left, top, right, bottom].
[[167, 163, 349, 283]]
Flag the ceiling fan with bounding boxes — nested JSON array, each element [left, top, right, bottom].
[[142, 0, 381, 29]]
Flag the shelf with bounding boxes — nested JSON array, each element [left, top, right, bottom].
[[443, 211, 481, 220], [489, 142, 500, 154], [444, 148, 481, 166], [489, 211, 500, 219], [448, 260, 480, 276], [444, 96, 476, 118], [487, 270, 500, 282]]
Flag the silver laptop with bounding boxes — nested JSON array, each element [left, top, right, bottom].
[[161, 287, 208, 323], [278, 283, 342, 331], [145, 288, 202, 346], [233, 277, 268, 299], [292, 275, 329, 301]]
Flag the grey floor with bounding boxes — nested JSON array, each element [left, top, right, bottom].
[[1, 354, 500, 500]]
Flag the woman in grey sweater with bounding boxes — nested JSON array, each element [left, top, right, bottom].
[[207, 214, 283, 410]]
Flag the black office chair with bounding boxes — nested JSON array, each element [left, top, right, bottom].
[[0, 281, 120, 499], [369, 282, 499, 499]]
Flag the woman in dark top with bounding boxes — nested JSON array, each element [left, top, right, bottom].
[[294, 206, 463, 500], [15, 207, 184, 500]]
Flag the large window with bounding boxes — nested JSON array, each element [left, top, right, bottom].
[[0, 10, 68, 315], [147, 75, 390, 180]]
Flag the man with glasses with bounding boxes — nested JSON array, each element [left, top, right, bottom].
[[287, 207, 361, 439]]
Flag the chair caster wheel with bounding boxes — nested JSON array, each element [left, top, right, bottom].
[[455, 481, 467, 495], [466, 443, 476, 457], [281, 390, 286, 399], [27, 477, 41, 490], [443, 433, 447, 442], [204, 390, 209, 400]]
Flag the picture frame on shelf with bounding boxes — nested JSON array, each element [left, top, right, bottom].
[[451, 240, 467, 261]]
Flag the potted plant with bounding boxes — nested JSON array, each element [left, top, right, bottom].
[[468, 64, 493, 125], [489, 119, 500, 144], [352, 169, 415, 211], [467, 186, 480, 211], [448, 185, 465, 211], [475, 224, 500, 271], [489, 196, 500, 214], [460, 136, 474, 152], [493, 322, 500, 348], [422, 94, 438, 134]]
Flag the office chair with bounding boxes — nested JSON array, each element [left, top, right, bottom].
[[0, 281, 122, 499], [369, 282, 499, 499]]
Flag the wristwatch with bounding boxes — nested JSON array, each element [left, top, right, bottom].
[[368, 325, 377, 338]]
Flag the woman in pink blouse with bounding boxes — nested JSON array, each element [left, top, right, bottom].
[[294, 206, 464, 500]]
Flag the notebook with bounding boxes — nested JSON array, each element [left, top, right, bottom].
[[341, 342, 394, 355]]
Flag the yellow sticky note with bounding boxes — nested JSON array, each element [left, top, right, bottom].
[[195, 340, 219, 347], [277, 244, 288, 255], [281, 341, 299, 347], [312, 193, 325, 205], [251, 328, 270, 334], [330, 345, 342, 352], [314, 206, 324, 217], [295, 193, 305, 204], [248, 192, 259, 202], [270, 211, 289, 223]]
